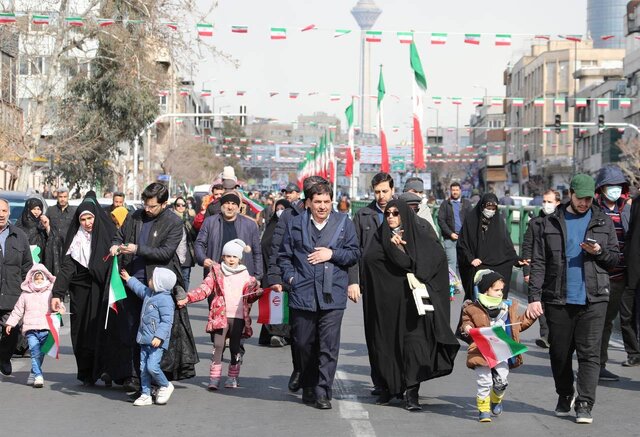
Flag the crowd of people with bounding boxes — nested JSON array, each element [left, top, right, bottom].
[[0, 165, 638, 426]]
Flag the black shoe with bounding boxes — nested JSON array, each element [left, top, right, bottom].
[[123, 377, 140, 392], [575, 401, 593, 424], [371, 386, 383, 396], [555, 394, 575, 416], [288, 371, 301, 392], [375, 391, 392, 405], [302, 387, 316, 404], [598, 367, 619, 381], [622, 356, 640, 367], [100, 373, 113, 388], [0, 360, 12, 376], [535, 337, 550, 349], [315, 395, 332, 410], [405, 385, 422, 411], [270, 336, 286, 347]]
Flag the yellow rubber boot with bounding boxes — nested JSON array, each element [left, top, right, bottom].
[[477, 396, 492, 422], [490, 389, 504, 416]]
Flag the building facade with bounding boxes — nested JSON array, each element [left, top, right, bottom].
[[0, 27, 22, 189], [588, 0, 627, 49]]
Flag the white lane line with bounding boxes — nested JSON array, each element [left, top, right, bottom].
[[335, 370, 376, 437]]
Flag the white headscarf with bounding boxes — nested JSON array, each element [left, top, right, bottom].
[[66, 210, 94, 268]]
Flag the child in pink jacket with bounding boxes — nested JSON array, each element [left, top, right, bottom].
[[5, 264, 59, 388], [178, 239, 262, 390]]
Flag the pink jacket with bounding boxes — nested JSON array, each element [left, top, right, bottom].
[[186, 262, 261, 338], [6, 264, 56, 334]]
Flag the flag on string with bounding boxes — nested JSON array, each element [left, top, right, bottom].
[[175, 118, 184, 125], [491, 97, 503, 107], [522, 128, 531, 134], [0, 12, 17, 24], [301, 24, 316, 32], [534, 34, 550, 40], [432, 96, 442, 104], [197, 23, 214, 37], [431, 32, 448, 45], [410, 42, 427, 170], [179, 88, 189, 96], [65, 17, 84, 27], [620, 98, 632, 108], [269, 92, 279, 97], [600, 35, 615, 41], [164, 22, 178, 31], [575, 98, 587, 107], [464, 33, 481, 45], [512, 98, 524, 107], [451, 97, 462, 105], [597, 98, 609, 108], [289, 92, 299, 99], [237, 91, 246, 96], [561, 34, 582, 42], [232, 25, 248, 33], [158, 90, 169, 97], [495, 34, 512, 46], [377, 66, 390, 173], [106, 257, 127, 325], [472, 97, 484, 106], [345, 101, 355, 177], [201, 89, 212, 97], [554, 98, 565, 107], [330, 94, 341, 102], [270, 27, 287, 40], [366, 31, 382, 43], [42, 313, 62, 359], [97, 18, 115, 27], [334, 29, 351, 38], [397, 32, 414, 44], [258, 288, 289, 325], [534, 98, 545, 107], [32, 15, 51, 25]]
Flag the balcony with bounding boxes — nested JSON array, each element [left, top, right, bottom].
[[0, 100, 23, 151]]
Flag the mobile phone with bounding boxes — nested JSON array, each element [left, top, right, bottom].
[[584, 238, 597, 245]]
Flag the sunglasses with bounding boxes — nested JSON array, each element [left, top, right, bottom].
[[176, 203, 186, 207], [384, 210, 400, 217]]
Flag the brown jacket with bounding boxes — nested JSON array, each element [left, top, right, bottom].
[[460, 299, 536, 369]]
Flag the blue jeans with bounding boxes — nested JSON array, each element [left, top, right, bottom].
[[140, 345, 168, 395], [26, 330, 48, 377], [181, 267, 191, 291], [443, 238, 458, 274]]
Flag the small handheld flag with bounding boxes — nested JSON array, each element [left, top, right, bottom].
[[469, 325, 528, 368]]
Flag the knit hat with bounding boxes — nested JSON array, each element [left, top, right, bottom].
[[219, 192, 241, 206], [474, 269, 505, 294], [222, 238, 249, 260], [403, 177, 424, 193], [152, 267, 177, 293]]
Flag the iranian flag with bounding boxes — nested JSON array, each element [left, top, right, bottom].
[[97, 18, 115, 27], [534, 98, 545, 107], [451, 97, 462, 105], [270, 27, 287, 40], [65, 17, 84, 27], [575, 98, 587, 107], [42, 313, 62, 359], [619, 98, 632, 109], [377, 66, 390, 173], [345, 101, 355, 177], [597, 98, 609, 108], [0, 12, 16, 24], [330, 94, 341, 102], [164, 22, 178, 31], [106, 257, 127, 327], [232, 25, 248, 33], [240, 192, 264, 214], [201, 89, 212, 97], [366, 31, 382, 43], [431, 32, 448, 45], [334, 29, 351, 38], [197, 23, 213, 37], [432, 96, 442, 104], [563, 34, 582, 42], [410, 42, 427, 170], [554, 98, 565, 107], [535, 34, 550, 40], [179, 88, 189, 96], [472, 97, 484, 106], [289, 92, 299, 99], [300, 24, 316, 32], [397, 32, 413, 44], [495, 34, 512, 46], [258, 288, 289, 325], [601, 35, 615, 41], [32, 15, 51, 25], [491, 97, 503, 107], [469, 325, 528, 368], [512, 98, 524, 107], [464, 33, 481, 45]]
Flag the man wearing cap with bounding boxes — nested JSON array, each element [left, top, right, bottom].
[[527, 174, 619, 424], [282, 183, 302, 207], [402, 177, 439, 237]]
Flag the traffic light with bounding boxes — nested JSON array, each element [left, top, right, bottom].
[[598, 114, 605, 132], [554, 114, 562, 133]]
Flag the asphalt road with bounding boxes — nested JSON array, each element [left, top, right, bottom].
[[1, 266, 638, 436]]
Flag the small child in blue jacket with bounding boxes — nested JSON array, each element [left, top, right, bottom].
[[120, 267, 176, 407]]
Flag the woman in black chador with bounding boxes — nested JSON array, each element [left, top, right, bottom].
[[362, 199, 459, 411]]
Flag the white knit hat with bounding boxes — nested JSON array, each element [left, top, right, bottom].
[[222, 238, 249, 260]]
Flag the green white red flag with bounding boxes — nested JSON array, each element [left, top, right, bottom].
[[270, 27, 287, 40], [512, 98, 524, 107], [32, 15, 51, 25], [534, 98, 545, 107], [0, 12, 16, 24], [232, 25, 248, 33], [495, 34, 512, 46], [366, 31, 382, 43], [97, 18, 115, 27], [197, 23, 213, 37], [397, 32, 413, 44], [377, 66, 389, 173], [258, 288, 289, 325], [431, 32, 447, 45], [334, 29, 351, 38], [65, 17, 84, 27], [469, 325, 528, 368], [464, 33, 481, 45], [106, 257, 127, 327], [42, 313, 62, 359], [345, 101, 355, 177], [410, 42, 426, 169]]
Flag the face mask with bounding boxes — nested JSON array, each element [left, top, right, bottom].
[[542, 203, 557, 215], [482, 208, 496, 219], [604, 186, 622, 202], [276, 210, 284, 218], [478, 293, 503, 309]]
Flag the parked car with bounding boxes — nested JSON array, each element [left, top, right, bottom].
[[0, 191, 48, 225], [68, 197, 141, 213]]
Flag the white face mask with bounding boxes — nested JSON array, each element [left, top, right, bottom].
[[604, 186, 622, 202], [482, 208, 496, 219], [276, 210, 284, 218], [542, 203, 557, 215]]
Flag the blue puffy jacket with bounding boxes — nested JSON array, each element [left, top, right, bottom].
[[278, 211, 360, 311], [127, 277, 175, 349]]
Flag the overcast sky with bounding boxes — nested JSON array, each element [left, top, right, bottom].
[[193, 0, 588, 143]]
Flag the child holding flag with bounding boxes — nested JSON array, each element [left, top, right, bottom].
[[459, 269, 536, 422], [120, 267, 176, 406], [177, 239, 262, 390], [5, 264, 61, 388]]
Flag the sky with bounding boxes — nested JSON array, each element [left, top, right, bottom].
[[192, 0, 588, 144]]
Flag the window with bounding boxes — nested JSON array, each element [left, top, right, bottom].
[[19, 58, 29, 75], [546, 62, 557, 90], [558, 61, 569, 90]]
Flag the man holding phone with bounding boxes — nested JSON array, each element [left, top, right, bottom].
[[527, 174, 619, 425]]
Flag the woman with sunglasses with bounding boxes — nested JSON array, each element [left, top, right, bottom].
[[173, 197, 198, 291], [361, 199, 460, 411]]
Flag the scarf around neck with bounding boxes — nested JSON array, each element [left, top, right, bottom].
[[221, 262, 247, 276]]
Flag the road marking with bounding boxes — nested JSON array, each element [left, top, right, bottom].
[[335, 370, 376, 437]]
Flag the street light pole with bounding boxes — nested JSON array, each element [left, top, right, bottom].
[[427, 106, 439, 145]]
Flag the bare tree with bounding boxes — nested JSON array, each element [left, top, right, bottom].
[[616, 137, 640, 188]]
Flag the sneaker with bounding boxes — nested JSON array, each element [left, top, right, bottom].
[[0, 360, 12, 376], [575, 402, 593, 424], [555, 394, 575, 416], [491, 401, 503, 416], [270, 336, 286, 347], [621, 356, 640, 367], [208, 378, 221, 391], [26, 373, 35, 386], [535, 337, 550, 349], [33, 375, 44, 388], [598, 368, 619, 381], [479, 411, 492, 422], [133, 394, 153, 406], [155, 382, 174, 405], [224, 377, 238, 388]]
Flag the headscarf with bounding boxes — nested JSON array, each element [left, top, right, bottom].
[[110, 206, 129, 228], [62, 196, 116, 280], [21, 263, 56, 293], [66, 210, 94, 268], [18, 198, 44, 231]]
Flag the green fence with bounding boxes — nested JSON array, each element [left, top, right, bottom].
[[350, 200, 540, 256]]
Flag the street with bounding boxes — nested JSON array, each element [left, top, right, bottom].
[[1, 266, 638, 436]]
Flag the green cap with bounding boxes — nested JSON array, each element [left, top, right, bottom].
[[570, 174, 596, 198]]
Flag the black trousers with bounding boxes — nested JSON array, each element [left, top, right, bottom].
[[0, 310, 19, 363], [619, 285, 640, 360], [601, 279, 624, 366], [546, 302, 607, 407], [291, 308, 344, 399]]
